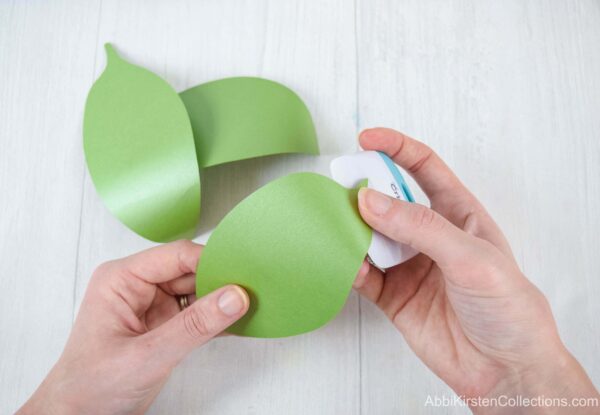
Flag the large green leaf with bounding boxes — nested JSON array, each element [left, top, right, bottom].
[[180, 77, 319, 168], [83, 44, 201, 242], [196, 173, 372, 338]]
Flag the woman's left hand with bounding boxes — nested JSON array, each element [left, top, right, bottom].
[[18, 240, 249, 415]]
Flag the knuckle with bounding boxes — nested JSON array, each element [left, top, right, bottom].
[[172, 239, 195, 250], [411, 205, 440, 230], [171, 240, 200, 274], [407, 146, 434, 174], [91, 260, 117, 281], [475, 259, 503, 282], [461, 210, 482, 235], [183, 306, 214, 339], [92, 261, 111, 276], [466, 243, 508, 284], [461, 207, 493, 236], [89, 260, 127, 299]]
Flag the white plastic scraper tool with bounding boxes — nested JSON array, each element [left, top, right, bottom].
[[330, 151, 419, 269]]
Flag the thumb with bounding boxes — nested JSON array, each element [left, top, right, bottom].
[[143, 285, 249, 367], [358, 188, 482, 266], [357, 188, 509, 289]]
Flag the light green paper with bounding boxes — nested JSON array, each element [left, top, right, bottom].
[[196, 173, 372, 338], [83, 44, 201, 242], [180, 77, 319, 168]]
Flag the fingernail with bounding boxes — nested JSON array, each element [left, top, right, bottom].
[[353, 260, 370, 288], [359, 188, 392, 216], [218, 287, 247, 316]]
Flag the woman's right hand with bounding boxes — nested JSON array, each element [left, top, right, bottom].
[[353, 128, 599, 414]]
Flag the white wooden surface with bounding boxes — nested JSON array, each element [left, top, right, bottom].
[[1, 1, 599, 413]]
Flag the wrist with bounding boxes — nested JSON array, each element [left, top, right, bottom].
[[17, 362, 81, 415], [472, 346, 599, 415]]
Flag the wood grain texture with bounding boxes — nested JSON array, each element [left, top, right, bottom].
[[357, 1, 600, 413], [0, 0, 599, 414], [0, 0, 101, 411]]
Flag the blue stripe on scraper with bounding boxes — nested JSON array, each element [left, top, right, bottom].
[[376, 151, 415, 203]]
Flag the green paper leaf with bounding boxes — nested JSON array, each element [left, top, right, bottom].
[[83, 44, 201, 242], [196, 172, 372, 338], [180, 77, 319, 168]]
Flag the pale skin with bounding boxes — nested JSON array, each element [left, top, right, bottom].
[[19, 128, 598, 414]]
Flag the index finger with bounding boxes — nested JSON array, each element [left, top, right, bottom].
[[359, 128, 473, 204], [119, 239, 202, 283]]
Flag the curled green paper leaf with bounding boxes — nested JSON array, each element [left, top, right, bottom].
[[83, 44, 201, 242], [196, 173, 372, 338], [180, 77, 319, 168]]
